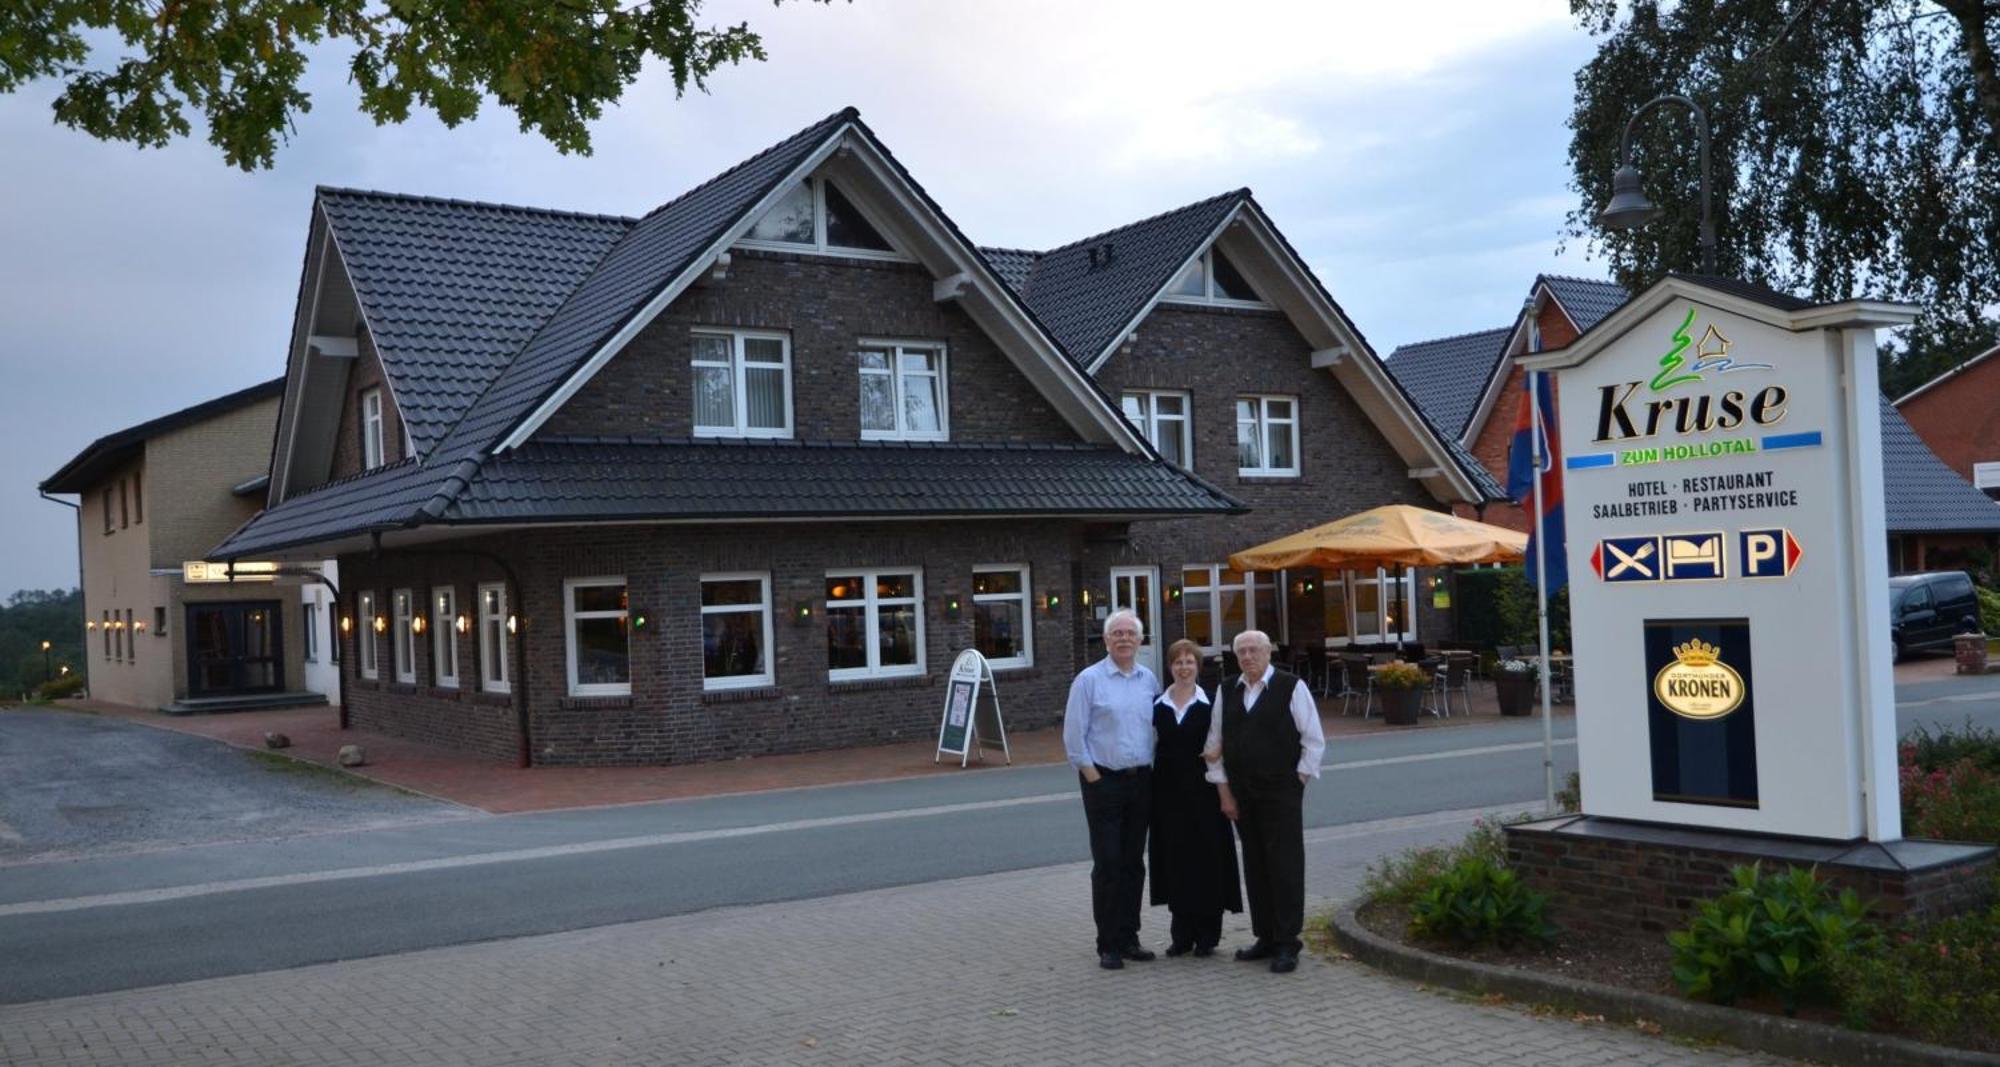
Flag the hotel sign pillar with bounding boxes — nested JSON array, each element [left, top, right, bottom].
[[1521, 277, 1914, 842]]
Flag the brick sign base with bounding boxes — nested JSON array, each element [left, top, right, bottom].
[[1506, 815, 1995, 940]]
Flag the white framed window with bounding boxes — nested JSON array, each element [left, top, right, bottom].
[[701, 573, 774, 690], [825, 569, 925, 680], [859, 342, 948, 441], [358, 591, 378, 680], [391, 588, 416, 684], [361, 388, 385, 469], [1331, 567, 1417, 646], [125, 609, 135, 661], [972, 565, 1032, 670], [1120, 390, 1193, 469], [101, 610, 111, 659], [478, 582, 510, 694], [738, 177, 903, 259], [431, 587, 459, 689], [1236, 395, 1300, 476], [564, 577, 630, 697], [302, 603, 319, 662], [1163, 247, 1266, 307], [692, 329, 792, 438], [1181, 565, 1285, 652]]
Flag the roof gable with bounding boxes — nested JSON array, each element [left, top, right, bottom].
[[1385, 326, 1511, 441], [1880, 393, 2000, 533], [1894, 341, 2000, 406]]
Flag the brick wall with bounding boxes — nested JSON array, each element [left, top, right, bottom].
[[328, 326, 406, 480], [1896, 351, 2000, 484], [539, 249, 1079, 444], [338, 519, 1086, 766]]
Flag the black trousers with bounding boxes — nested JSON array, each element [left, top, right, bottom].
[[1169, 907, 1223, 951], [1080, 767, 1151, 953], [1233, 774, 1305, 951]]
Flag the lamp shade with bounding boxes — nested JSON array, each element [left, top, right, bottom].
[[1597, 164, 1659, 230]]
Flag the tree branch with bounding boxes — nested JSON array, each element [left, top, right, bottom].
[[1937, 0, 2000, 151]]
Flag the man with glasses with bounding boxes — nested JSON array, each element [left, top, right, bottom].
[[1064, 608, 1159, 970]]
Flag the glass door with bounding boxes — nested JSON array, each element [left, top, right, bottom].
[[187, 601, 284, 696], [1109, 566, 1161, 677]]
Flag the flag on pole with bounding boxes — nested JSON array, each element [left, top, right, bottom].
[[1506, 371, 1567, 593]]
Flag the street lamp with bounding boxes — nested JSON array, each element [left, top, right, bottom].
[[40, 640, 51, 683], [1597, 93, 1716, 274]]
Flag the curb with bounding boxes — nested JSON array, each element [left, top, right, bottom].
[[1328, 901, 1994, 1067]]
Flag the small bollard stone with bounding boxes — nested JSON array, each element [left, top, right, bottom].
[[263, 732, 291, 749], [1955, 632, 1988, 675], [337, 744, 367, 768]]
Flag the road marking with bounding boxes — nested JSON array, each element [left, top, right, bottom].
[[1895, 693, 1999, 710], [0, 742, 1573, 918]]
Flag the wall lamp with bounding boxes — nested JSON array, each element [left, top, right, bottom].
[[506, 615, 519, 635], [794, 600, 815, 624], [1043, 591, 1063, 612], [455, 613, 471, 634], [411, 614, 427, 636], [340, 615, 354, 634], [944, 595, 962, 621], [373, 615, 388, 634]]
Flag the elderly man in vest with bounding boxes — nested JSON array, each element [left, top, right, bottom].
[[1203, 628, 1325, 973]]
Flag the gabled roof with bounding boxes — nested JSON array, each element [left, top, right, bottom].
[[1894, 341, 2000, 406], [1880, 393, 2000, 533], [318, 189, 632, 456], [981, 190, 1247, 370], [1539, 275, 1629, 333], [1384, 327, 1511, 441], [41, 377, 285, 494]]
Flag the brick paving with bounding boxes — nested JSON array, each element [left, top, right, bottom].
[[0, 812, 1789, 1066]]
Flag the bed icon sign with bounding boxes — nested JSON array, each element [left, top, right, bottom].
[[1662, 533, 1726, 581], [1740, 528, 1802, 579]]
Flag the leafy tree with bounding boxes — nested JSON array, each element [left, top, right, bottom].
[[0, 589, 84, 698], [1879, 315, 2000, 398], [0, 1, 829, 170], [1565, 1, 2000, 369]]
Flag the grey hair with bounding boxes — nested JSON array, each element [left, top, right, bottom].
[[1231, 629, 1272, 654], [1103, 608, 1144, 641]]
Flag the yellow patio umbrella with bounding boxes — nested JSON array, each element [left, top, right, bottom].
[[1227, 504, 1527, 572]]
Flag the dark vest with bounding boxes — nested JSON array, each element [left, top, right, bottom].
[[1220, 669, 1303, 782]]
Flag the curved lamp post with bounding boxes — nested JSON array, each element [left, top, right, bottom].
[[1597, 93, 1716, 274]]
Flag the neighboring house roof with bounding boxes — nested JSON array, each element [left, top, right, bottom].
[[41, 377, 285, 494], [1893, 341, 2000, 406], [1880, 393, 2000, 533], [980, 190, 1247, 370], [1539, 275, 1629, 333], [1384, 327, 1511, 441]]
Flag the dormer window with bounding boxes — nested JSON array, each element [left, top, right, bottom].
[[741, 178, 898, 257], [360, 388, 384, 469], [1165, 247, 1265, 306]]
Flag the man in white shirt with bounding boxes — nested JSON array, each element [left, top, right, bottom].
[[1063, 609, 1160, 970], [1203, 628, 1325, 973]]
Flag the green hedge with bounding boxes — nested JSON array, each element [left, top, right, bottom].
[[1452, 566, 1569, 650]]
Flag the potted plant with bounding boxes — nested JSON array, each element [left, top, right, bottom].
[[1493, 658, 1536, 716], [1373, 660, 1429, 725]]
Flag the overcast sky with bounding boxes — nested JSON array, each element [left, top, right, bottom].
[[0, 0, 1603, 595]]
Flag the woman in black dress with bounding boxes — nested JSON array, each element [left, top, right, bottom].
[[1149, 638, 1243, 956]]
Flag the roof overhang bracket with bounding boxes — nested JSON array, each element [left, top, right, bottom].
[[1407, 466, 1445, 480], [697, 252, 732, 287], [1310, 346, 1349, 368], [932, 271, 972, 303], [308, 335, 358, 359]]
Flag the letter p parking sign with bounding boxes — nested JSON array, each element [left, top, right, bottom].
[[1739, 528, 1802, 579]]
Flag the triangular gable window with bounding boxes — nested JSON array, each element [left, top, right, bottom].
[[1211, 249, 1259, 302], [740, 178, 901, 258], [1163, 248, 1266, 306]]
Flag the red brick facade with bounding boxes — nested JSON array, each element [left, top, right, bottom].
[[1451, 298, 1584, 532], [329, 329, 407, 479], [1896, 350, 2000, 487]]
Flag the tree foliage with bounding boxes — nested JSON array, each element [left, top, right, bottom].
[[0, 589, 84, 699], [1566, 1, 2000, 371], [0, 1, 826, 170]]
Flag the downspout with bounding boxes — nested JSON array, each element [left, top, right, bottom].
[[39, 490, 85, 695]]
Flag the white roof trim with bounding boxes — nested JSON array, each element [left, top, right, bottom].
[[1082, 206, 1242, 375], [1461, 278, 1590, 447], [1895, 341, 2000, 406]]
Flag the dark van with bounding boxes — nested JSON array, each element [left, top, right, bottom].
[[1889, 571, 1983, 659]]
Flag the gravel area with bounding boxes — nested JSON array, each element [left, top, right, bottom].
[[0, 706, 473, 864]]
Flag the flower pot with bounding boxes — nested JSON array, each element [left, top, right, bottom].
[[1380, 686, 1423, 725], [1494, 673, 1535, 716]]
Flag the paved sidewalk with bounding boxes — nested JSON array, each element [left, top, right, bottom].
[[0, 809, 1788, 1066]]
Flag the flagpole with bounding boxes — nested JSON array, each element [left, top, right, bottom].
[[1529, 370, 1556, 813]]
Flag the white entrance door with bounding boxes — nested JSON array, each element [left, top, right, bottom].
[[1109, 566, 1162, 678]]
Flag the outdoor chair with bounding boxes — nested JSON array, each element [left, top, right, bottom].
[[1340, 654, 1374, 718], [1417, 657, 1446, 718], [1434, 653, 1473, 718]]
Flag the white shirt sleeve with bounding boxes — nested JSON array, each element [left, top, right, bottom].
[[1202, 687, 1227, 785], [1290, 679, 1325, 780]]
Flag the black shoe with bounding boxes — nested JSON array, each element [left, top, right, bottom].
[[1270, 948, 1300, 974], [1098, 951, 1124, 970], [1192, 944, 1216, 958], [1164, 941, 1193, 958], [1234, 941, 1276, 962], [1119, 944, 1157, 962]]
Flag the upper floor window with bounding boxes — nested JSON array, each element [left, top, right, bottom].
[[119, 479, 129, 528], [361, 388, 385, 469], [132, 469, 142, 523], [1121, 390, 1192, 469], [859, 342, 948, 441], [692, 330, 792, 438], [564, 577, 630, 697], [1236, 395, 1299, 476], [741, 178, 898, 258], [1164, 247, 1265, 307], [101, 487, 114, 535]]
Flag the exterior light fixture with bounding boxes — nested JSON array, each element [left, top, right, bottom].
[[1044, 592, 1062, 611], [134, 621, 147, 633], [340, 615, 353, 634], [506, 615, 518, 635], [40, 640, 51, 651], [373, 615, 388, 634], [794, 601, 815, 624], [411, 614, 427, 635], [1167, 585, 1182, 602], [1597, 93, 1716, 273], [455, 613, 471, 634], [1303, 578, 1317, 594], [631, 609, 649, 632], [1079, 588, 1093, 607], [86, 620, 96, 630], [944, 595, 962, 621], [59, 665, 70, 676]]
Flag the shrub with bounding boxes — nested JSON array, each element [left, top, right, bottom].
[[1408, 856, 1555, 949], [1899, 726, 2000, 844], [1978, 585, 2000, 636], [34, 673, 84, 701], [1555, 770, 1582, 814], [1667, 864, 1877, 1014], [1373, 661, 1429, 690], [1830, 898, 2000, 1051], [1361, 813, 1526, 909], [1907, 723, 2000, 774]]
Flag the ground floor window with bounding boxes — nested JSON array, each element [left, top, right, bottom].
[[431, 587, 459, 689], [564, 577, 630, 696], [358, 591, 378, 679], [1323, 568, 1417, 646], [826, 569, 923, 680], [302, 602, 319, 662], [702, 573, 773, 690], [972, 565, 1031, 669], [392, 588, 416, 684], [478, 582, 509, 694], [1181, 565, 1283, 651]]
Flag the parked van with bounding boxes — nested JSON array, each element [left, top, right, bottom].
[[1889, 571, 1983, 659]]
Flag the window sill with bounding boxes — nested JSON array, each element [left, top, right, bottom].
[[470, 690, 512, 706], [702, 684, 782, 705], [1237, 473, 1302, 484], [559, 695, 634, 711], [827, 673, 931, 694]]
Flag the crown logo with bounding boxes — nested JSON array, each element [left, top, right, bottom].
[[1671, 639, 1721, 667]]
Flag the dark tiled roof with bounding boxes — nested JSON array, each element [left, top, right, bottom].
[[42, 377, 285, 493], [1539, 275, 1628, 332], [1665, 273, 1814, 313], [429, 107, 859, 462], [1442, 430, 1509, 501], [319, 190, 632, 456], [210, 458, 449, 557], [1384, 327, 1511, 441], [1003, 191, 1248, 366], [979, 247, 1041, 292], [444, 437, 1245, 522], [1880, 394, 2000, 533]]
